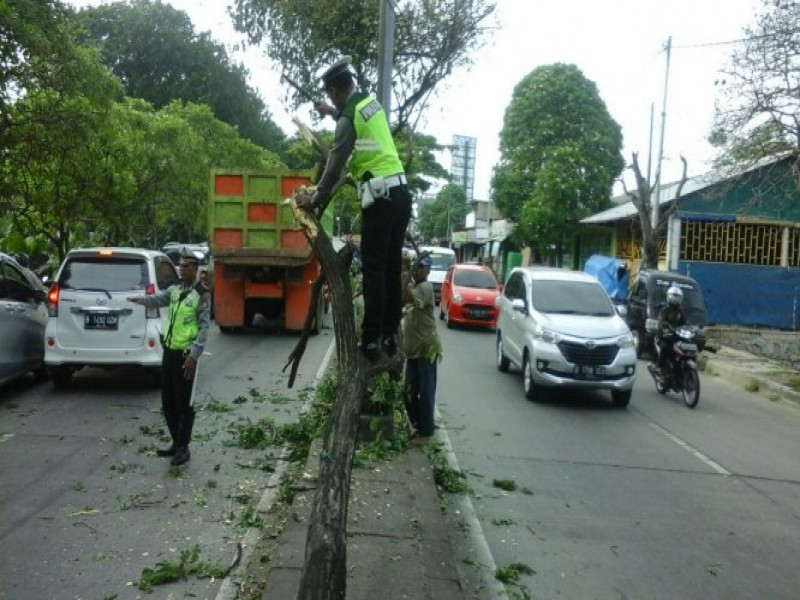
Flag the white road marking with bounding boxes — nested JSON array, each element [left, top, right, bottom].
[[0, 433, 14, 444], [649, 422, 731, 476]]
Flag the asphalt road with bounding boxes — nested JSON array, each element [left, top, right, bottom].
[[436, 320, 800, 600], [0, 318, 335, 600]]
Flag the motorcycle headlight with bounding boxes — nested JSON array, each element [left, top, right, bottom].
[[452, 293, 462, 305], [533, 324, 561, 344], [616, 332, 635, 348]]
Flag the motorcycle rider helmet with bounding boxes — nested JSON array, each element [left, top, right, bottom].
[[666, 285, 683, 306]]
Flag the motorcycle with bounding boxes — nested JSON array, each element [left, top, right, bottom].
[[646, 322, 702, 409]]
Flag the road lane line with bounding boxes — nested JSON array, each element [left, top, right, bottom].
[[649, 422, 731, 476], [0, 433, 14, 444], [215, 337, 336, 600], [434, 408, 508, 600]]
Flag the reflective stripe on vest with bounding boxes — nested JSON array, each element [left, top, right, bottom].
[[165, 287, 200, 350], [350, 95, 404, 182]]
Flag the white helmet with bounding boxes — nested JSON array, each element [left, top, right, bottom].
[[666, 285, 683, 306]]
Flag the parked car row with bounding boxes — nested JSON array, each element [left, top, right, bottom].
[[0, 246, 192, 389], [0, 252, 49, 386]]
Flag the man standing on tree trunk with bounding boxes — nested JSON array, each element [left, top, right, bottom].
[[300, 56, 412, 363]]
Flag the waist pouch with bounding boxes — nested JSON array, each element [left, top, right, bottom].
[[359, 176, 390, 209]]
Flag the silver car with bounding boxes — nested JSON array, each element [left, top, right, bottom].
[[0, 252, 49, 386], [495, 267, 636, 407]]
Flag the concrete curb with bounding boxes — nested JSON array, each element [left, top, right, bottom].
[[433, 409, 508, 600], [214, 339, 337, 600], [704, 348, 800, 406]]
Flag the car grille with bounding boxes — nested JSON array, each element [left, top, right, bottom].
[[462, 303, 494, 321], [557, 341, 619, 366]]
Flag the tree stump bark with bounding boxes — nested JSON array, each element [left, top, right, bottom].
[[287, 190, 366, 600]]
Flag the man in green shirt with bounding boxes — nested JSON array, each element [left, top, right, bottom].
[[128, 248, 210, 466], [301, 56, 412, 363], [402, 255, 441, 443]]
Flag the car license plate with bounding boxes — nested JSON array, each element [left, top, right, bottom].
[[574, 365, 605, 379], [680, 342, 697, 351], [471, 309, 487, 318], [84, 313, 119, 330]]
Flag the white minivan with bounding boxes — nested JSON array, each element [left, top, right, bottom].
[[44, 247, 178, 387], [419, 246, 456, 303], [496, 267, 637, 407]]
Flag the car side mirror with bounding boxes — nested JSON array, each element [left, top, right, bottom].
[[511, 298, 527, 314], [615, 304, 628, 318], [34, 289, 47, 303]]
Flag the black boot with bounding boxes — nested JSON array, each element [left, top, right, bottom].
[[156, 445, 176, 457], [170, 446, 190, 466], [170, 410, 195, 466]]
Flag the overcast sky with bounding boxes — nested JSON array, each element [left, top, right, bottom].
[[70, 0, 763, 199]]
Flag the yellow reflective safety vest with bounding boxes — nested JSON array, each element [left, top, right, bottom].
[[341, 92, 403, 182], [163, 285, 201, 351]]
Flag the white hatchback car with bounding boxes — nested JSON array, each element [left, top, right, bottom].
[[44, 247, 179, 387], [496, 267, 636, 407]]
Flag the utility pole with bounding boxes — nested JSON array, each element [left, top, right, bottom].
[[651, 36, 672, 230], [377, 0, 395, 112]]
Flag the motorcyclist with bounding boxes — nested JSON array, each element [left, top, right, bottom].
[[657, 285, 687, 382]]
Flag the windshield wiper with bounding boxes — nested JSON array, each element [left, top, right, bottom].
[[544, 309, 580, 314], [75, 287, 113, 299]]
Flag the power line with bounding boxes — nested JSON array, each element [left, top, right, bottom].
[[671, 28, 800, 49]]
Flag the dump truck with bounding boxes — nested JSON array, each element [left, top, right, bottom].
[[208, 168, 332, 333]]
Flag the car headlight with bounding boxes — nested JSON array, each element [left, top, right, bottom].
[[533, 324, 561, 344], [452, 293, 462, 305], [616, 332, 635, 348]]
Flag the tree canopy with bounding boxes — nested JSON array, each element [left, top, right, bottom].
[[710, 0, 800, 177], [229, 0, 496, 131], [491, 63, 624, 258], [417, 183, 469, 243], [73, 0, 287, 153], [1, 0, 284, 265]]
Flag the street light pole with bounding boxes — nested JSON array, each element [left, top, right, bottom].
[[377, 0, 395, 112], [652, 36, 672, 230]]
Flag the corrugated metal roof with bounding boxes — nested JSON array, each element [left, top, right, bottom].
[[581, 173, 716, 224], [581, 154, 791, 225]]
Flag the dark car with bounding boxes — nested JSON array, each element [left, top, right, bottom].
[[0, 252, 49, 386], [626, 270, 707, 357]]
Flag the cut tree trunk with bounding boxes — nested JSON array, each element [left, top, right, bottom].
[[288, 190, 366, 600]]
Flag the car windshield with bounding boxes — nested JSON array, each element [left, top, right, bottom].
[[429, 253, 455, 271], [59, 257, 149, 292], [454, 269, 497, 289], [531, 280, 615, 316]]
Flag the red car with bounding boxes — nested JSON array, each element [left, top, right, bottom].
[[439, 264, 501, 329]]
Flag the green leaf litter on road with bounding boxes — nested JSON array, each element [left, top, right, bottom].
[[137, 545, 226, 592], [493, 478, 517, 492]]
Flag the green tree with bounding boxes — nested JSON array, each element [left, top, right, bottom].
[[418, 183, 469, 242], [710, 0, 800, 177], [0, 0, 122, 153], [72, 0, 287, 153], [491, 63, 623, 261], [229, 0, 496, 132]]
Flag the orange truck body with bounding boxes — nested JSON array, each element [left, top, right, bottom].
[[208, 168, 331, 331]]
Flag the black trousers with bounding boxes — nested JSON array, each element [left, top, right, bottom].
[[161, 347, 195, 448], [360, 184, 412, 345]]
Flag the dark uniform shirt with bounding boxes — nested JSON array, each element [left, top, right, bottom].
[[658, 305, 686, 336]]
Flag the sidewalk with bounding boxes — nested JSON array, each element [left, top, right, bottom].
[[261, 440, 466, 600], [703, 344, 800, 405]]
